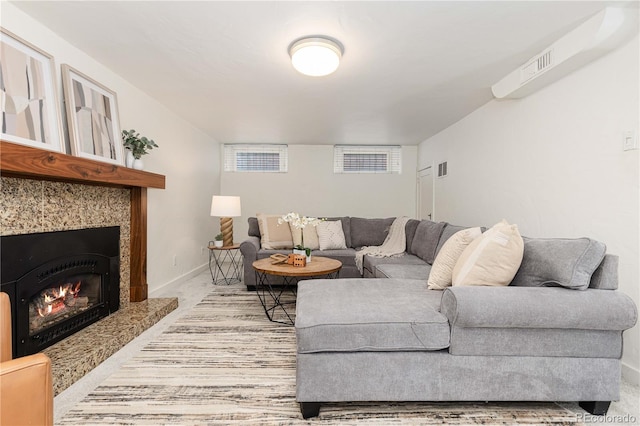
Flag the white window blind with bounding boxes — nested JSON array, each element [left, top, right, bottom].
[[223, 144, 288, 172], [333, 145, 401, 174]]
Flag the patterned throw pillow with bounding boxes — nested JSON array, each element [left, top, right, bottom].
[[316, 220, 347, 250], [428, 227, 482, 290]]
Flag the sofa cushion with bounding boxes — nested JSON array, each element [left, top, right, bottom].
[[404, 219, 420, 252], [296, 279, 450, 353], [363, 253, 426, 276], [409, 220, 446, 264], [350, 217, 395, 248], [375, 263, 432, 280], [452, 220, 523, 287], [317, 220, 347, 250], [248, 217, 261, 238], [309, 248, 357, 269], [256, 213, 293, 249], [428, 227, 482, 290], [510, 237, 607, 290]]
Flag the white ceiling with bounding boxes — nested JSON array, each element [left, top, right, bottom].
[[11, 1, 630, 145]]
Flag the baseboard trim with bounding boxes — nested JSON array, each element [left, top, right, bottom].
[[621, 362, 639, 386], [150, 263, 208, 296]]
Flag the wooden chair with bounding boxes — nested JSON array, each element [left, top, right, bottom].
[[0, 292, 53, 425]]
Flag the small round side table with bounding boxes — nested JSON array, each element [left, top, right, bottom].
[[208, 242, 243, 285]]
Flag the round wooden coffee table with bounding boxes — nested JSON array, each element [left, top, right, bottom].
[[253, 256, 342, 325]]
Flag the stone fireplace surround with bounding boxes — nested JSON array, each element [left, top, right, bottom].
[[0, 141, 178, 394]]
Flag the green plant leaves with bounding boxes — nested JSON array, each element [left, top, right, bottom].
[[121, 129, 159, 159]]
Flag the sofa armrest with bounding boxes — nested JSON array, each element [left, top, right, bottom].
[[590, 254, 618, 290], [240, 237, 261, 288], [240, 236, 261, 256], [0, 353, 53, 426], [441, 286, 637, 331]]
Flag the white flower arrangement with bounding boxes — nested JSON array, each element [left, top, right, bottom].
[[278, 212, 323, 251]]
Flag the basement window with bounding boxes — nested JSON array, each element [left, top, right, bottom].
[[223, 144, 288, 172], [333, 145, 401, 174]]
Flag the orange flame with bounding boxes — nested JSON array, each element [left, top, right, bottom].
[[36, 281, 82, 317]]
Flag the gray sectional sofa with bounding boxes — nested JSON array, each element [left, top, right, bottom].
[[240, 216, 447, 288], [239, 216, 638, 419]]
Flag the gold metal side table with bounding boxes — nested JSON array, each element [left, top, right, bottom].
[[208, 243, 243, 285]]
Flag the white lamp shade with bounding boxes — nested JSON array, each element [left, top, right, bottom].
[[210, 196, 241, 217], [289, 37, 343, 77]]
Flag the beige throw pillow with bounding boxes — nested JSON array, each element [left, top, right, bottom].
[[290, 224, 320, 250], [256, 213, 293, 249], [452, 220, 524, 287], [428, 227, 482, 290], [317, 220, 347, 250]]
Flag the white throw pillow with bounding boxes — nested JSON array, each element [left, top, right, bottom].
[[290, 224, 320, 250], [256, 213, 293, 250], [316, 220, 347, 250], [428, 227, 482, 290], [452, 220, 524, 287]]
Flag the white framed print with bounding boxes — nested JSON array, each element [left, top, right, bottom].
[[0, 28, 63, 152], [61, 64, 124, 165]]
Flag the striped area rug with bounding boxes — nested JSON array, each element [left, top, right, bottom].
[[59, 285, 578, 425]]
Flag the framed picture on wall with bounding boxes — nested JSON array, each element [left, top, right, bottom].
[[61, 64, 124, 165], [0, 28, 63, 152]]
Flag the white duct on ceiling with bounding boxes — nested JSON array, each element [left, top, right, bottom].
[[492, 7, 639, 99]]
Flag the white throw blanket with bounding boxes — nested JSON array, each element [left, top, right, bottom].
[[355, 216, 410, 274]]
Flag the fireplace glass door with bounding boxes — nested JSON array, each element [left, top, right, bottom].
[[1, 227, 120, 357], [29, 272, 102, 337]]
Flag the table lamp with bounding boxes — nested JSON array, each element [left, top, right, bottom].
[[210, 196, 242, 247]]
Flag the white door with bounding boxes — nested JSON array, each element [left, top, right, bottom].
[[417, 167, 434, 221]]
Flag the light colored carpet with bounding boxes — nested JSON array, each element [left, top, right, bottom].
[[58, 284, 580, 425]]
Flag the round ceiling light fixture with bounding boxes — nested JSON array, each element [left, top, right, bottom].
[[288, 36, 344, 77]]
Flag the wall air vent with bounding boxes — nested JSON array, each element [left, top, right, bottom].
[[521, 50, 553, 83], [437, 161, 448, 178], [492, 7, 637, 99]]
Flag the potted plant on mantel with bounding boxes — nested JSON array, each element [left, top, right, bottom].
[[122, 129, 159, 170]]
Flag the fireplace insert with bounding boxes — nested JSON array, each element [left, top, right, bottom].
[[1, 227, 120, 357]]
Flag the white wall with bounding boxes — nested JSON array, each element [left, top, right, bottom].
[[221, 145, 417, 239], [2, 3, 221, 293], [419, 35, 639, 383]]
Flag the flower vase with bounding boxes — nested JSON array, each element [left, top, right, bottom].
[[293, 248, 311, 263], [132, 158, 144, 170], [126, 151, 135, 168]]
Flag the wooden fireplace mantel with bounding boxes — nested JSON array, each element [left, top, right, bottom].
[[0, 140, 166, 302]]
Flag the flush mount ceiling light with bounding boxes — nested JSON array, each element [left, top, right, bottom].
[[288, 36, 343, 77]]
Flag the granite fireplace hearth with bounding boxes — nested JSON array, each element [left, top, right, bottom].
[[1, 142, 176, 394]]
